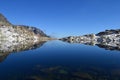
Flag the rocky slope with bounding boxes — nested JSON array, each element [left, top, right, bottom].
[[0, 13, 50, 61], [0, 13, 12, 26], [0, 13, 50, 42], [60, 29, 120, 51]]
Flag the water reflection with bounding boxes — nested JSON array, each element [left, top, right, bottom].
[[0, 40, 120, 80], [60, 38, 120, 51], [0, 40, 46, 62]]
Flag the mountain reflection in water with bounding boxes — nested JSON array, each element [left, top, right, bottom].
[[61, 39, 120, 51], [0, 40, 46, 62], [0, 40, 120, 80]]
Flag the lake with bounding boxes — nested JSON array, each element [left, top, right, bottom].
[[0, 40, 120, 80]]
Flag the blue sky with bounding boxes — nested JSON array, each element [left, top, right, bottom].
[[0, 0, 120, 38]]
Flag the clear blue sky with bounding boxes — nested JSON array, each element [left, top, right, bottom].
[[0, 0, 120, 38]]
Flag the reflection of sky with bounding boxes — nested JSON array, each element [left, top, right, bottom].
[[0, 0, 120, 37], [1, 40, 120, 69], [0, 40, 120, 79]]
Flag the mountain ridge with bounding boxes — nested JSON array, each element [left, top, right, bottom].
[[0, 13, 47, 37], [0, 13, 12, 26]]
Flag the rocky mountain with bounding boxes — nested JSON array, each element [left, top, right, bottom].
[[60, 29, 120, 42], [16, 25, 47, 37], [0, 13, 51, 61], [96, 29, 120, 36], [0, 13, 11, 26], [60, 29, 120, 51], [0, 13, 50, 42]]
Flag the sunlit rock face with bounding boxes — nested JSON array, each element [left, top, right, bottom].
[[0, 13, 50, 42], [60, 29, 120, 51], [0, 25, 49, 43]]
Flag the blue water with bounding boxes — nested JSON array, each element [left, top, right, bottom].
[[0, 40, 120, 80]]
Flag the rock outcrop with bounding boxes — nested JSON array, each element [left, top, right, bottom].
[[60, 29, 120, 51], [16, 25, 48, 37], [0, 13, 11, 26], [0, 13, 52, 61], [0, 13, 50, 43]]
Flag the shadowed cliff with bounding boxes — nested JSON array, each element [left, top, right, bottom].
[[0, 13, 12, 26]]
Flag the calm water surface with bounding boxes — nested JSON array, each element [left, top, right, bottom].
[[0, 40, 120, 80]]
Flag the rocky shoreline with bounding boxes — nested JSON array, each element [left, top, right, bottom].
[[1, 13, 120, 51], [0, 13, 53, 62], [60, 29, 120, 51]]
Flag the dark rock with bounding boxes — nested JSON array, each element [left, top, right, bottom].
[[96, 29, 120, 36], [16, 25, 47, 37], [0, 13, 11, 26]]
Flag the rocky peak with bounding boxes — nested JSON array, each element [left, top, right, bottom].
[[16, 25, 48, 37], [96, 29, 120, 36], [0, 13, 11, 26], [0, 13, 48, 37]]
